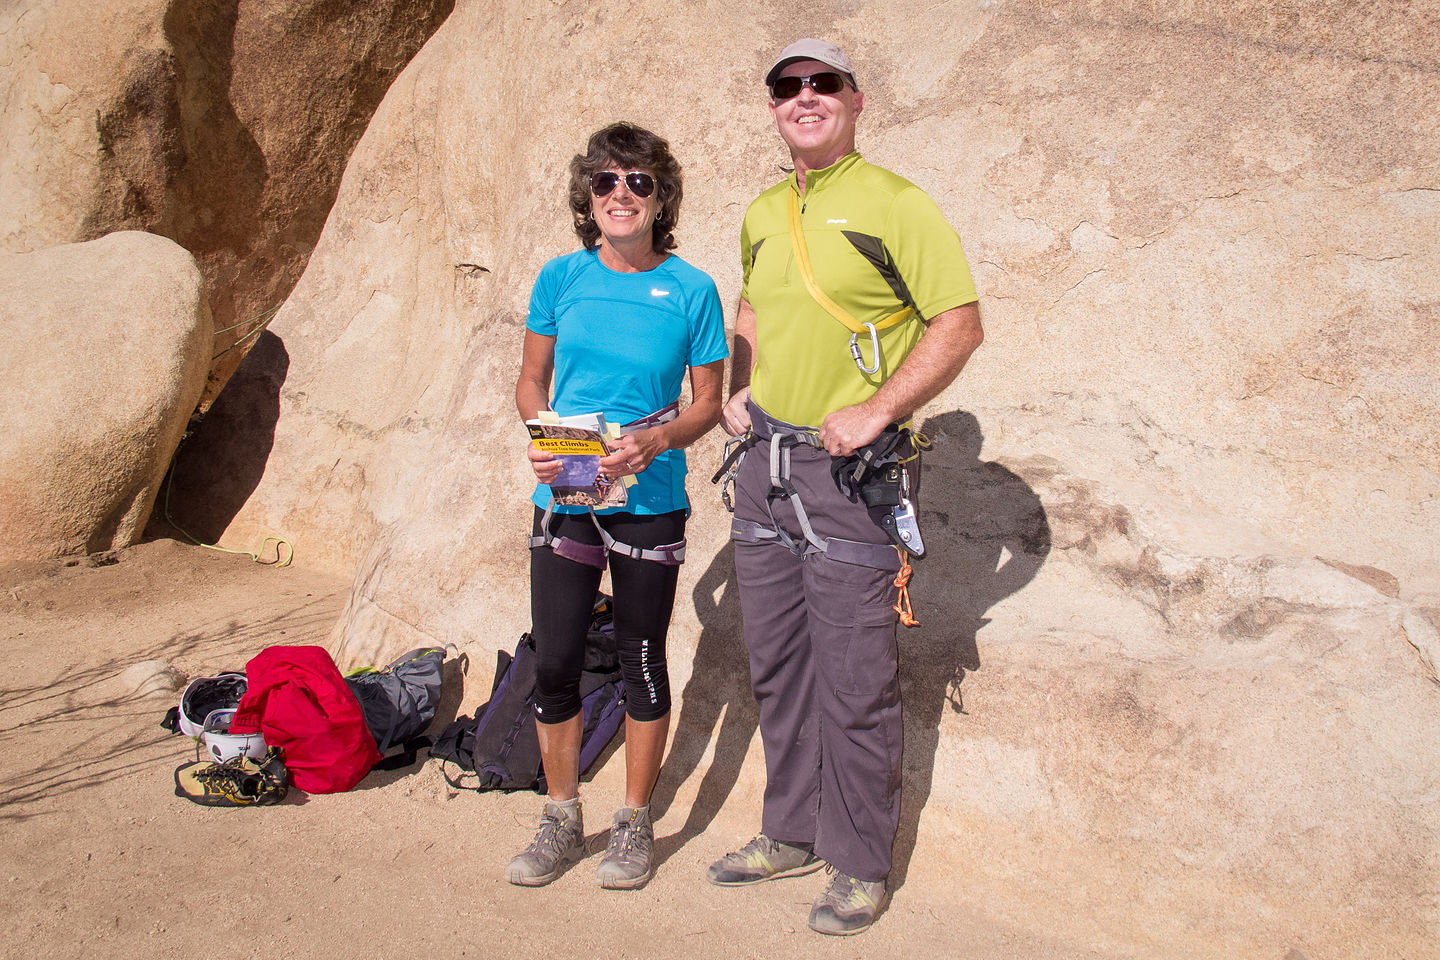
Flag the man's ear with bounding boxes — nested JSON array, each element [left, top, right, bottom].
[[853, 90, 865, 116]]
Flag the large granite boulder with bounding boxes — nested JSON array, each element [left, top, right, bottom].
[[0, 231, 210, 560], [93, 0, 1440, 952], [0, 0, 453, 409]]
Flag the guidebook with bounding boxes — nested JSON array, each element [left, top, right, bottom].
[[525, 411, 631, 508]]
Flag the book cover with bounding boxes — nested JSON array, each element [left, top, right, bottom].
[[525, 412, 629, 508]]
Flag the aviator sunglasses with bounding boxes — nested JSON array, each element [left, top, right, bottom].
[[590, 170, 657, 198], [770, 71, 849, 101]]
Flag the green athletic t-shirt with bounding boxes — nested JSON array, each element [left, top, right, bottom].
[[740, 152, 978, 428]]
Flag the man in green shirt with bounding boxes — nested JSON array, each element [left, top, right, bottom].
[[708, 38, 984, 936]]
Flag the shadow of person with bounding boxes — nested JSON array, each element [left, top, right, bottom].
[[889, 409, 1051, 889], [647, 548, 757, 867]]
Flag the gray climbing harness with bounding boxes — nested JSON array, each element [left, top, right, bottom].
[[711, 404, 922, 572]]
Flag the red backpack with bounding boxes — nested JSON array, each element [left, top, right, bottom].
[[230, 646, 381, 793]]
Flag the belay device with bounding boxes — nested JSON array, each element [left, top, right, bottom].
[[830, 425, 930, 558]]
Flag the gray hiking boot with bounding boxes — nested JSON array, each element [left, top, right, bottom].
[[595, 806, 654, 890], [706, 834, 822, 886], [807, 869, 887, 936], [505, 801, 585, 886]]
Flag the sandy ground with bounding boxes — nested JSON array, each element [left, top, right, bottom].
[[0, 538, 1114, 960]]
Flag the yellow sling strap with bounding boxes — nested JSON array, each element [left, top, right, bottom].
[[786, 190, 913, 373]]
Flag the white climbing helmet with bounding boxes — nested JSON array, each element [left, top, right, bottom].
[[200, 708, 268, 764], [176, 673, 249, 738]]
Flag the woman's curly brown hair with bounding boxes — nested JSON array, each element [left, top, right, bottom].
[[569, 122, 683, 255]]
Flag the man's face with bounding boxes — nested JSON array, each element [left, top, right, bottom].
[[768, 59, 864, 169]]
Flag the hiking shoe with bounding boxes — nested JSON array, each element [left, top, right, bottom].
[[173, 746, 290, 807], [596, 806, 654, 890], [808, 869, 887, 936], [506, 802, 586, 886], [706, 834, 822, 886]]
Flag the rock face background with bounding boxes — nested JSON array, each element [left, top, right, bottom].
[[1, 0, 452, 408], [0, 232, 209, 561], [6, 1, 1439, 956]]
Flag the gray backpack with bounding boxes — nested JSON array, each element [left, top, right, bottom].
[[345, 646, 449, 764]]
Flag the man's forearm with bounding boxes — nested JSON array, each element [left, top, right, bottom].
[[729, 297, 757, 397], [865, 301, 983, 424], [817, 301, 983, 455], [720, 298, 758, 435]]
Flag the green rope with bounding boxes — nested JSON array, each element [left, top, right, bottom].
[[148, 304, 292, 565], [212, 304, 281, 361], [160, 435, 293, 567]]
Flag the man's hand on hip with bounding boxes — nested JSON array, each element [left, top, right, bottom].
[[819, 401, 888, 457], [721, 386, 753, 436]]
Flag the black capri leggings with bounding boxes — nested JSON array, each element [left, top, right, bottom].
[[529, 506, 685, 724]]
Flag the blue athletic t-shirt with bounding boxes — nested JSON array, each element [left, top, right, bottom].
[[527, 248, 728, 515]]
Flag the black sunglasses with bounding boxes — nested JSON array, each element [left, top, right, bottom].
[[770, 71, 849, 101], [590, 171, 656, 199]]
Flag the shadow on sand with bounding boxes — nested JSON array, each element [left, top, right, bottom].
[[647, 548, 756, 868], [0, 586, 341, 822]]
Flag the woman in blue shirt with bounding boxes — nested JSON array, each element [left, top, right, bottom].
[[511, 123, 727, 890]]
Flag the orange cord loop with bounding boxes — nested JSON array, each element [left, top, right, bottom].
[[893, 548, 919, 627]]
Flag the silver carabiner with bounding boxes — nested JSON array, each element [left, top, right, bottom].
[[848, 321, 881, 374]]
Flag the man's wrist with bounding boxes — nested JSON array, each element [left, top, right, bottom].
[[855, 397, 894, 431]]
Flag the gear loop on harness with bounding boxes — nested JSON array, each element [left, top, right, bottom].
[[713, 433, 750, 511]]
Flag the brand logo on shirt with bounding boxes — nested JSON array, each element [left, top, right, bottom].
[[651, 288, 671, 297], [827, 218, 848, 224]]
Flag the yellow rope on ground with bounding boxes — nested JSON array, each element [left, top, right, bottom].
[[159, 437, 293, 567]]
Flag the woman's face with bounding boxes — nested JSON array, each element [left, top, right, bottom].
[[588, 165, 661, 251]]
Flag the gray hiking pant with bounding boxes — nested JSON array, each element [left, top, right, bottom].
[[730, 402, 904, 883]]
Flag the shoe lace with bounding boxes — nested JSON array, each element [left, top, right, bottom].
[[194, 759, 261, 797], [195, 770, 234, 791], [820, 868, 876, 909], [195, 756, 246, 781], [532, 814, 562, 848], [528, 811, 577, 856], [607, 813, 650, 860], [735, 834, 777, 866]]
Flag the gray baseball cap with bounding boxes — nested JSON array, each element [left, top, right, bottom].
[[764, 38, 858, 90]]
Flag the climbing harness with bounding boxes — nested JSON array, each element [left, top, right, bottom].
[[713, 406, 926, 625], [529, 500, 686, 569], [529, 402, 686, 568], [787, 191, 914, 374], [714, 405, 929, 555], [712, 405, 931, 578], [617, 400, 680, 432]]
